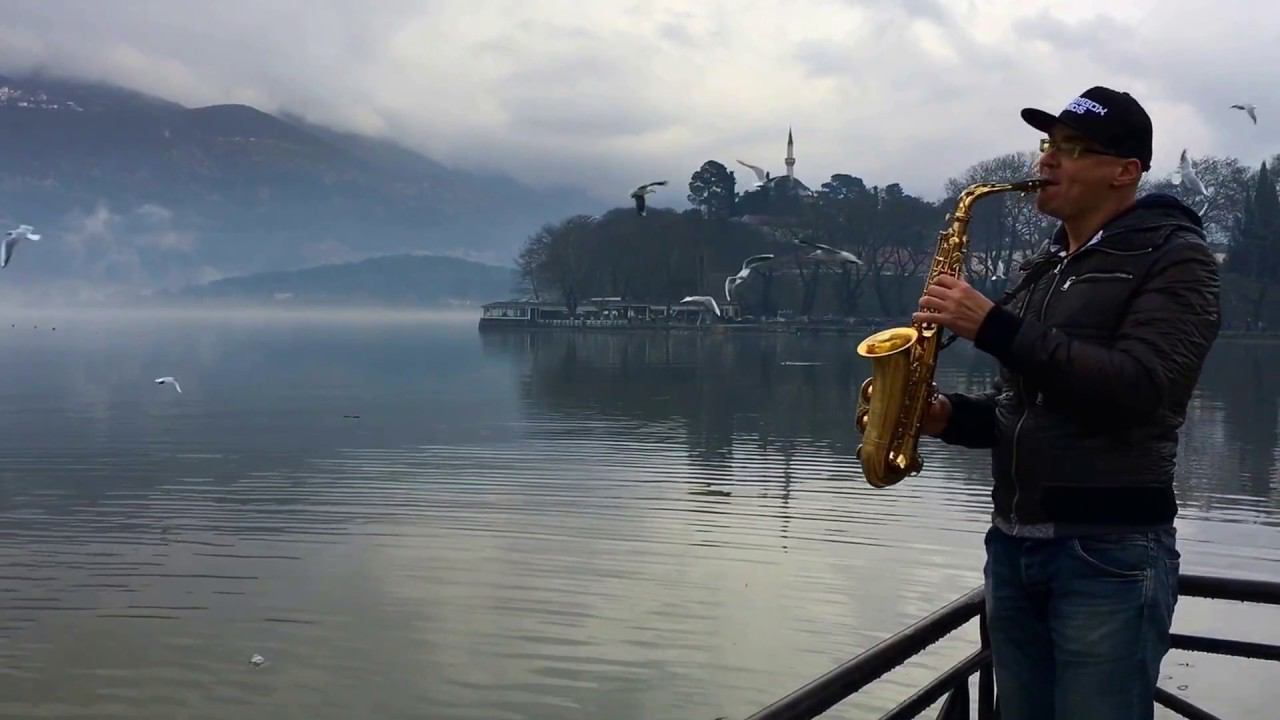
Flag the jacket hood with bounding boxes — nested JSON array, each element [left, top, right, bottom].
[[1112, 192, 1206, 232], [1046, 192, 1206, 253]]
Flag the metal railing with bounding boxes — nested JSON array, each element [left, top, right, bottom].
[[743, 574, 1280, 720]]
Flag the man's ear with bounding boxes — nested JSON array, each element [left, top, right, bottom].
[[1114, 159, 1143, 188]]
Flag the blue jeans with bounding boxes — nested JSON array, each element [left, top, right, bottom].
[[983, 525, 1180, 720]]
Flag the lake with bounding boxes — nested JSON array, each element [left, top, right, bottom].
[[1, 308, 1277, 719]]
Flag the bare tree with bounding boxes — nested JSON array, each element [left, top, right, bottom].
[[1141, 154, 1252, 244], [944, 152, 1051, 295]]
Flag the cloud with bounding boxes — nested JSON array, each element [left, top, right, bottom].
[[0, 0, 1277, 207], [58, 200, 202, 288]]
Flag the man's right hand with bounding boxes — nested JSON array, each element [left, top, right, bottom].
[[921, 394, 952, 436]]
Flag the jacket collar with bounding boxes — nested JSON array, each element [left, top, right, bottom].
[[1044, 192, 1206, 255]]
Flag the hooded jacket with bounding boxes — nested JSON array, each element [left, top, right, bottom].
[[939, 193, 1221, 531]]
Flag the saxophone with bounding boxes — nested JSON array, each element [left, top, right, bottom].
[[854, 178, 1049, 488]]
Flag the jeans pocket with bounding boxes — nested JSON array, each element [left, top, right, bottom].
[[1069, 534, 1151, 579]]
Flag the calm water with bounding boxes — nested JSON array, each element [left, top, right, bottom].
[[1, 308, 1278, 719]]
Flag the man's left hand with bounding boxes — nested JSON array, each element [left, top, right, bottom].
[[912, 274, 994, 341]]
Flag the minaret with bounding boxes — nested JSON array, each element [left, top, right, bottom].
[[785, 127, 795, 178]]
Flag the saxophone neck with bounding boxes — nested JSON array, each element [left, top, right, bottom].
[[952, 178, 1049, 221]]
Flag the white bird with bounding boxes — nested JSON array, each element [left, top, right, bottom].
[[249, 654, 265, 667], [155, 377, 182, 393], [1230, 103, 1258, 125], [736, 160, 771, 188], [797, 239, 862, 265], [724, 253, 775, 302], [680, 295, 722, 320], [2, 224, 41, 269], [991, 259, 1007, 281], [1174, 149, 1210, 198], [630, 181, 667, 216]]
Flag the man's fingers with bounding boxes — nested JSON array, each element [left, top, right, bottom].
[[923, 282, 951, 299], [918, 295, 948, 312]]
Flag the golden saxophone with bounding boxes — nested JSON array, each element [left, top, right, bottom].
[[854, 178, 1050, 488]]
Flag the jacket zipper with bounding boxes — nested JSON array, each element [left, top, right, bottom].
[[1060, 271, 1134, 290], [1006, 229, 1164, 524], [1008, 259, 1053, 527]]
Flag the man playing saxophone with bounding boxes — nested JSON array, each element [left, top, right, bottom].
[[914, 86, 1221, 719]]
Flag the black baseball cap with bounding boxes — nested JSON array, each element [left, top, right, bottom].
[[1021, 86, 1153, 171]]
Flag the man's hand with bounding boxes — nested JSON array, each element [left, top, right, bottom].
[[921, 394, 952, 436], [911, 274, 995, 341]]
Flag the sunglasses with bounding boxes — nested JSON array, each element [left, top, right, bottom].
[[1039, 138, 1126, 159]]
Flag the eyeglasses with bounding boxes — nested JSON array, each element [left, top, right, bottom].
[[1038, 138, 1123, 159]]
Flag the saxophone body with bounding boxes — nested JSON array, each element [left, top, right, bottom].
[[854, 178, 1049, 488]]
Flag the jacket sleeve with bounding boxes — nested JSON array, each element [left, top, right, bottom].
[[937, 381, 1003, 448], [972, 234, 1221, 425]]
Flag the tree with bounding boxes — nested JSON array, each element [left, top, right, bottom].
[[820, 174, 869, 200], [687, 161, 736, 219], [877, 183, 944, 315], [808, 175, 877, 316], [516, 227, 550, 300], [1142, 154, 1252, 244], [538, 215, 600, 315], [943, 152, 1050, 296], [1227, 162, 1280, 327]]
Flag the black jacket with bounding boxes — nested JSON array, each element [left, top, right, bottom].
[[938, 194, 1221, 529]]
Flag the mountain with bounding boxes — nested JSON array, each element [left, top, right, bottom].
[[0, 72, 599, 292], [172, 253, 517, 307]]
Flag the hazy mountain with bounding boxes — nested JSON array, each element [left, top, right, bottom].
[[0, 72, 599, 292], [172, 253, 517, 307]]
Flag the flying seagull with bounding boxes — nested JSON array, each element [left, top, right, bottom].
[[680, 295, 722, 321], [630, 181, 667, 216], [724, 253, 775, 302], [797, 238, 863, 265], [991, 259, 1007, 282], [1174, 149, 1210, 198], [1230, 103, 1258, 124], [155, 376, 182, 393], [736, 160, 771, 188], [249, 654, 265, 667], [2, 225, 41, 269]]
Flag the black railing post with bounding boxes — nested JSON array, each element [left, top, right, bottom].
[[977, 604, 998, 717], [935, 682, 970, 720], [978, 609, 994, 720], [1154, 687, 1225, 720]]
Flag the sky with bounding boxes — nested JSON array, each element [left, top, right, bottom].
[[1, 0, 1277, 204]]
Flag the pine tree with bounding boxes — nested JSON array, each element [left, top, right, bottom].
[[1228, 162, 1280, 326], [687, 161, 736, 219]]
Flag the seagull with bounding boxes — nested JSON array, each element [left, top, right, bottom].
[[736, 160, 771, 188], [155, 377, 182, 393], [630, 181, 667, 216], [2, 225, 41, 269], [249, 654, 265, 667], [724, 253, 775, 302], [797, 238, 862, 265], [1173, 149, 1210, 197], [1230, 103, 1258, 125], [680, 295, 722, 320], [991, 259, 1007, 281]]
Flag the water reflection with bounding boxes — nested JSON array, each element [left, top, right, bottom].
[[481, 328, 1280, 527], [0, 314, 1277, 720]]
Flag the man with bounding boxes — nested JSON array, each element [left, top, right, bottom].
[[915, 86, 1221, 719]]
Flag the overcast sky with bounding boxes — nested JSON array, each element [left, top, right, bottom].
[[1, 0, 1276, 205]]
